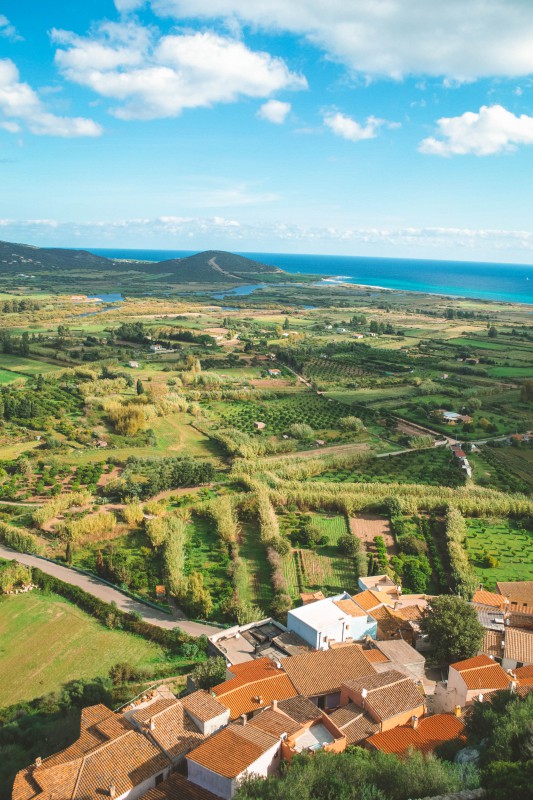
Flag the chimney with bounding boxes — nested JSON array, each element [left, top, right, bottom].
[[148, 717, 155, 731], [34, 757, 42, 768], [453, 705, 462, 717], [510, 681, 517, 694], [109, 786, 116, 799], [272, 699, 278, 711], [478, 694, 484, 703], [411, 715, 419, 730], [241, 714, 247, 726]]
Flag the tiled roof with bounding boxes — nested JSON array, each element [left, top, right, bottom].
[[216, 658, 281, 693], [281, 645, 376, 697], [374, 640, 425, 666], [186, 724, 278, 778], [343, 670, 426, 721], [182, 691, 228, 723], [367, 605, 412, 640], [505, 628, 533, 665], [472, 590, 507, 609], [140, 773, 218, 800], [367, 714, 465, 756], [132, 698, 206, 759], [333, 598, 368, 618], [329, 703, 379, 745], [450, 654, 494, 672], [352, 590, 393, 612], [358, 647, 390, 665], [248, 709, 302, 738], [213, 673, 298, 719], [450, 657, 512, 691], [395, 605, 425, 622], [496, 581, 533, 604], [482, 630, 504, 659], [515, 665, 533, 685], [276, 696, 323, 725]]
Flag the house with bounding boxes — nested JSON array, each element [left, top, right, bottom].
[[435, 654, 513, 712], [339, 670, 426, 732], [12, 704, 172, 800], [353, 333, 364, 340], [181, 691, 231, 736], [94, 439, 108, 448], [128, 360, 139, 368], [502, 628, 533, 670], [268, 369, 281, 376], [139, 773, 218, 800], [149, 344, 164, 352], [129, 696, 208, 765], [186, 722, 282, 800], [368, 640, 426, 681], [281, 644, 377, 710], [358, 575, 397, 594], [208, 618, 309, 666], [286, 592, 378, 650], [337, 328, 347, 334], [211, 658, 299, 720], [496, 581, 533, 611], [254, 421, 266, 430], [328, 704, 380, 745], [366, 713, 465, 757]]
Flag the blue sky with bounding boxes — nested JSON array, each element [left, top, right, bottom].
[[1, 0, 533, 262]]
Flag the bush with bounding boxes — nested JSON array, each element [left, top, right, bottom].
[[288, 422, 314, 440], [190, 656, 226, 690], [338, 534, 360, 557], [0, 521, 42, 554]]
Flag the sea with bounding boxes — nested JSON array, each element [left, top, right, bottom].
[[89, 249, 533, 306]]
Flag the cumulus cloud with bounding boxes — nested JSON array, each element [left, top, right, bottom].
[[150, 0, 533, 80], [0, 15, 22, 42], [257, 99, 291, 124], [419, 105, 533, 156], [324, 111, 384, 142], [114, 0, 146, 11], [52, 22, 307, 120], [0, 58, 102, 137]]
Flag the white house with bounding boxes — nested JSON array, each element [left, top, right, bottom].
[[287, 592, 378, 650], [434, 654, 512, 712]]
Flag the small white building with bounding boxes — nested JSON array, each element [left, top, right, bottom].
[[128, 360, 139, 368], [268, 369, 281, 376], [287, 592, 377, 650]]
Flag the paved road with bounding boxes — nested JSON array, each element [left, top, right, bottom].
[[0, 545, 222, 638]]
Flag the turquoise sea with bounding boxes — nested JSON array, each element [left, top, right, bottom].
[[90, 249, 533, 305]]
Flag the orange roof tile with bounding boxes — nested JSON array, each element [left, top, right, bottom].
[[367, 714, 465, 756], [187, 724, 278, 778], [450, 654, 494, 672], [460, 664, 512, 691], [515, 665, 533, 685], [139, 773, 218, 800], [472, 590, 507, 609], [482, 630, 504, 659], [359, 647, 390, 664], [281, 645, 376, 698], [333, 598, 368, 618], [352, 590, 393, 612], [213, 673, 298, 720], [215, 658, 281, 694], [496, 581, 533, 604], [505, 628, 533, 665], [343, 670, 426, 721], [131, 698, 205, 759], [329, 703, 379, 745], [181, 691, 228, 723], [248, 709, 302, 739]]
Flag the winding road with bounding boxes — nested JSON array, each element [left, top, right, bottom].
[[0, 545, 222, 638]]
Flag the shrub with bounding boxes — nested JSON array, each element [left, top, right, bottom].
[[0, 521, 42, 554]]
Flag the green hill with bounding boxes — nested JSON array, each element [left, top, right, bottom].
[[153, 250, 283, 283]]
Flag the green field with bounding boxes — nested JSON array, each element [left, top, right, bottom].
[[0, 353, 62, 376], [237, 520, 274, 611], [464, 518, 533, 590], [281, 513, 356, 598], [0, 592, 165, 706], [185, 514, 230, 615]]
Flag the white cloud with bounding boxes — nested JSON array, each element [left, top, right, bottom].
[[0, 15, 23, 42], [324, 111, 383, 142], [419, 104, 533, 156], [114, 0, 146, 12], [0, 59, 102, 137], [150, 0, 533, 80], [53, 22, 307, 120], [257, 99, 291, 124]]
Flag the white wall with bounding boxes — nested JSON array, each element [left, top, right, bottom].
[[187, 742, 281, 800], [187, 709, 230, 736]]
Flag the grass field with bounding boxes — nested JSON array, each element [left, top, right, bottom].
[[185, 514, 230, 615], [237, 520, 274, 612], [0, 353, 62, 376], [0, 591, 164, 706], [464, 518, 533, 590]]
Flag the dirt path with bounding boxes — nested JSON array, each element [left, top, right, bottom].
[[0, 544, 222, 637], [262, 441, 370, 461]]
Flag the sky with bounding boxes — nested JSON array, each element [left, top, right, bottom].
[[1, 0, 533, 262]]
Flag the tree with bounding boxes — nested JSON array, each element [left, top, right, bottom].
[[283, 317, 290, 330], [339, 416, 364, 432], [488, 325, 498, 338], [520, 379, 533, 403], [420, 595, 484, 665], [136, 379, 144, 395], [338, 534, 360, 557], [190, 656, 227, 690], [288, 422, 314, 440]]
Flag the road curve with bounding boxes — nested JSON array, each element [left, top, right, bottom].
[[0, 545, 222, 638]]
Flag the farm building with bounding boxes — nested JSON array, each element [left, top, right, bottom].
[[268, 369, 281, 376]]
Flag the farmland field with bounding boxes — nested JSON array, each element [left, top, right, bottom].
[[237, 520, 274, 612], [0, 591, 165, 706], [185, 514, 230, 616], [464, 518, 533, 589], [0, 353, 62, 375]]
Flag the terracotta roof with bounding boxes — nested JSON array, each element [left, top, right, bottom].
[[140, 773, 218, 800], [359, 647, 390, 665], [450, 654, 494, 672], [213, 673, 298, 720], [182, 691, 229, 723], [472, 590, 507, 609], [248, 709, 302, 738], [497, 581, 533, 604], [186, 724, 278, 778], [482, 630, 504, 659], [329, 703, 379, 745], [450, 656, 512, 691], [333, 598, 368, 618], [215, 658, 281, 693], [132, 698, 206, 759], [505, 628, 533, 665], [395, 604, 425, 622], [281, 645, 376, 697], [352, 590, 393, 612], [367, 714, 465, 756], [277, 696, 323, 725], [300, 591, 326, 605], [515, 665, 533, 685], [343, 670, 426, 721]]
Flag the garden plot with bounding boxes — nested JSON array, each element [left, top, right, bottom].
[[237, 520, 274, 612], [350, 515, 396, 557], [216, 393, 352, 435], [464, 518, 533, 589]]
